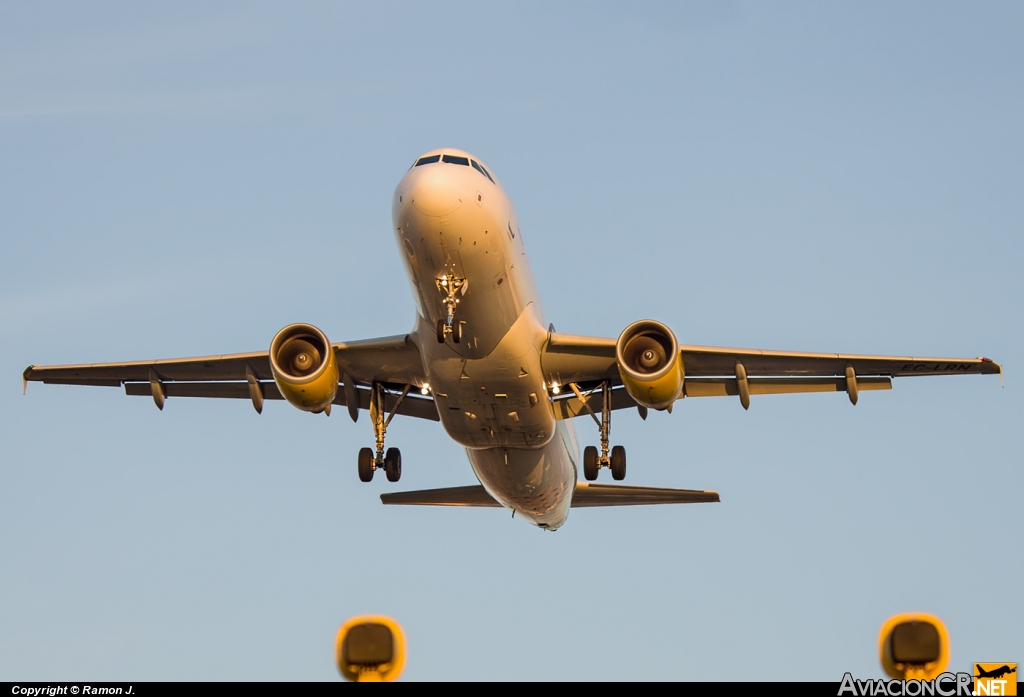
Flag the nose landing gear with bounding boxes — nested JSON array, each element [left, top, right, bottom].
[[357, 383, 410, 483], [572, 381, 627, 481], [436, 318, 462, 344], [435, 271, 467, 343]]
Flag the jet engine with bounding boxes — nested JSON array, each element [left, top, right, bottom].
[[615, 320, 684, 410], [269, 323, 339, 413]]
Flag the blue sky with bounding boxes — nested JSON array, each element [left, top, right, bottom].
[[1, 1, 1021, 681]]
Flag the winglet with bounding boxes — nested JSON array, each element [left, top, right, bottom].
[[22, 365, 33, 395], [980, 357, 1004, 387]]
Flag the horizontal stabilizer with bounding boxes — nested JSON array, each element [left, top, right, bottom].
[[381, 485, 501, 507], [380, 483, 720, 508], [572, 482, 720, 506]]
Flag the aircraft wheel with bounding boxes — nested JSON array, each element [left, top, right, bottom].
[[452, 322, 462, 344], [358, 447, 374, 482], [436, 319, 446, 343], [384, 447, 402, 482], [583, 445, 598, 481], [610, 445, 626, 481]]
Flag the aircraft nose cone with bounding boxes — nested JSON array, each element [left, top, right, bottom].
[[409, 168, 464, 217]]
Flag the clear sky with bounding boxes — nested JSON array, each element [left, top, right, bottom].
[[1, 1, 1021, 681]]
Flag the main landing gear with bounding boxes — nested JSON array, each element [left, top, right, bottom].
[[571, 380, 627, 482], [435, 270, 467, 343], [357, 383, 410, 483]]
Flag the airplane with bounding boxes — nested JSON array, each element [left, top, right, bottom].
[[22, 147, 1003, 530], [975, 665, 1016, 680]]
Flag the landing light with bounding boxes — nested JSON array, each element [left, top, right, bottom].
[[420, 384, 430, 395], [551, 383, 561, 395]]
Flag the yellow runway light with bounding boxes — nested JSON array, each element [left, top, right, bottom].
[[879, 612, 950, 681], [335, 615, 406, 682]]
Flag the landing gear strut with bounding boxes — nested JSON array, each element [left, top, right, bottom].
[[435, 270, 467, 343], [357, 383, 410, 482], [572, 380, 627, 481]]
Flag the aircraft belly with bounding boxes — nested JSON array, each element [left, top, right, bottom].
[[421, 305, 556, 449], [393, 159, 570, 523], [467, 432, 577, 529]]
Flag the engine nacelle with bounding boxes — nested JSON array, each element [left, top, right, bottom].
[[615, 320, 684, 410], [270, 323, 339, 413]]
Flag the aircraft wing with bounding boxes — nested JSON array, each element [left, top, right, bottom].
[[542, 332, 1001, 413], [380, 483, 720, 507], [676, 345, 1002, 379], [22, 334, 438, 421]]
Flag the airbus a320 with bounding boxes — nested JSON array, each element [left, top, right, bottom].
[[23, 148, 1002, 530]]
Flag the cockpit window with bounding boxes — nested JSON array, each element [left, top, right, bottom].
[[471, 160, 495, 184], [415, 155, 441, 166], [442, 154, 470, 166]]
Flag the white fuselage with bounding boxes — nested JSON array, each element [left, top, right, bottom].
[[391, 148, 578, 529]]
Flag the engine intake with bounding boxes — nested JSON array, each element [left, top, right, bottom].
[[270, 323, 339, 413], [615, 320, 684, 410]]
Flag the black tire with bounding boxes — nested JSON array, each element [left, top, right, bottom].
[[611, 445, 626, 481], [436, 319, 446, 343], [453, 322, 462, 343], [583, 445, 598, 481], [384, 447, 402, 482], [358, 447, 374, 482]]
